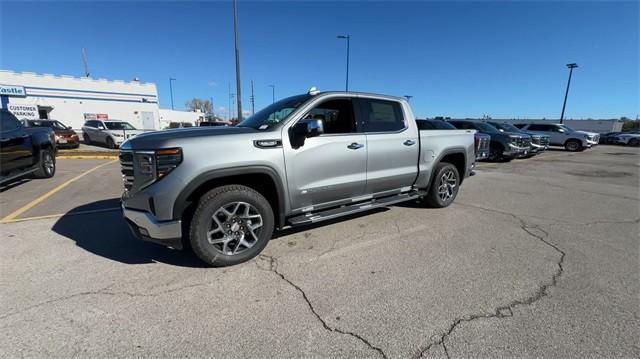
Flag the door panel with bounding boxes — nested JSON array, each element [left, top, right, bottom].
[[285, 134, 367, 211], [359, 98, 419, 195], [282, 97, 366, 212]]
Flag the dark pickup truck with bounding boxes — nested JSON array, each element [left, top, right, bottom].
[[0, 109, 57, 184]]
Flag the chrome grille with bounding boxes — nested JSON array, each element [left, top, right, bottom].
[[119, 150, 134, 191]]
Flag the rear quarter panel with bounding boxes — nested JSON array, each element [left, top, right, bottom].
[[415, 129, 475, 188]]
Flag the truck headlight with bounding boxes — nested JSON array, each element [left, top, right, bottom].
[[133, 148, 182, 188]]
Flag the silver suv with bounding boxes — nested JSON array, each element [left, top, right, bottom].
[[516, 123, 599, 151], [120, 90, 476, 267], [82, 120, 144, 149]]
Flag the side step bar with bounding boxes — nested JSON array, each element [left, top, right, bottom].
[[0, 167, 38, 185], [288, 190, 426, 226]]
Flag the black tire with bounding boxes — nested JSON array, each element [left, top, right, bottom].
[[628, 138, 640, 147], [488, 144, 511, 162], [564, 139, 582, 152], [189, 185, 275, 267], [105, 136, 116, 149], [425, 162, 460, 208], [83, 133, 91, 145], [33, 149, 56, 179]]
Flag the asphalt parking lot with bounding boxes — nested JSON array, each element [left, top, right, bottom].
[[1, 145, 638, 358]]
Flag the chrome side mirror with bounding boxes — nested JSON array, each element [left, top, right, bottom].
[[291, 119, 324, 148]]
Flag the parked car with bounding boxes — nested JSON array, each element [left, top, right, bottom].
[[120, 90, 476, 266], [0, 109, 57, 184], [448, 120, 531, 161], [487, 121, 549, 156], [417, 119, 490, 161], [612, 133, 640, 146], [515, 123, 599, 151], [23, 119, 79, 149], [599, 132, 623, 144], [82, 120, 144, 149]]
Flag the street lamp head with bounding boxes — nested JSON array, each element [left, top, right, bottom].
[[566, 63, 578, 69], [337, 35, 349, 39]]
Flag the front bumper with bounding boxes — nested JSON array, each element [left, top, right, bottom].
[[122, 205, 183, 249], [504, 144, 531, 158]]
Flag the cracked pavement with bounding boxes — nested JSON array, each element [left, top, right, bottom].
[[1, 146, 638, 358]]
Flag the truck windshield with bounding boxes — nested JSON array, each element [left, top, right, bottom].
[[237, 94, 311, 130], [490, 122, 522, 133], [105, 122, 136, 130]]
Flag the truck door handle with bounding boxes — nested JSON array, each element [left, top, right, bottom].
[[347, 143, 364, 150], [403, 140, 416, 146]]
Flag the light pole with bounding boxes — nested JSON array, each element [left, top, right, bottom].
[[233, 0, 243, 122], [337, 34, 350, 91], [560, 63, 578, 124], [404, 95, 413, 102], [269, 85, 275, 104], [169, 78, 176, 110]]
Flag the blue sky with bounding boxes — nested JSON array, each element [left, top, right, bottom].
[[1, 1, 637, 119]]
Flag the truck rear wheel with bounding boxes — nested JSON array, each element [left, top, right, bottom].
[[33, 149, 56, 179], [189, 185, 275, 267], [425, 162, 459, 208]]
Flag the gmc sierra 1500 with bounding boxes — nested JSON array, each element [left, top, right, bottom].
[[120, 90, 476, 266]]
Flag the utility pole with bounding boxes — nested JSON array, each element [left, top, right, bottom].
[[404, 95, 413, 102], [81, 48, 90, 77], [233, 0, 243, 122], [269, 85, 275, 104], [228, 82, 232, 120], [250, 80, 255, 115], [560, 63, 578, 124], [210, 96, 215, 117], [169, 78, 176, 110], [337, 35, 351, 91]]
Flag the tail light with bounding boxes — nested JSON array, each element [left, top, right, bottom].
[[474, 132, 480, 151]]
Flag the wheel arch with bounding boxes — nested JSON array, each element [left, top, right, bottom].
[[425, 148, 467, 191], [173, 165, 287, 229]]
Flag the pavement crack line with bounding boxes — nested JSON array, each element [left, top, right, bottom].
[[0, 280, 221, 321], [256, 255, 388, 359], [413, 202, 566, 359]]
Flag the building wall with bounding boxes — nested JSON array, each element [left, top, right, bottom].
[[158, 109, 205, 128], [0, 70, 160, 131]]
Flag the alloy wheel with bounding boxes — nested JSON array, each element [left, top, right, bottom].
[[437, 170, 457, 202], [207, 201, 263, 255], [43, 152, 55, 176]]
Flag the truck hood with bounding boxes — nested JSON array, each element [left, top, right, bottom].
[[122, 126, 258, 149]]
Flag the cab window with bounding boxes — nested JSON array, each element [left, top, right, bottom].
[[362, 99, 405, 132], [0, 110, 20, 131], [305, 99, 356, 134]]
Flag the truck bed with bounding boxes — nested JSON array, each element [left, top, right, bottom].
[[415, 129, 476, 188]]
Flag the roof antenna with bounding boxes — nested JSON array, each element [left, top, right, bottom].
[[81, 47, 90, 77]]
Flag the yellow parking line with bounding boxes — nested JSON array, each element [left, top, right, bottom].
[[0, 207, 121, 224], [0, 159, 118, 223]]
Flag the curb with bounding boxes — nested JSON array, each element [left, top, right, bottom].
[[57, 155, 119, 160]]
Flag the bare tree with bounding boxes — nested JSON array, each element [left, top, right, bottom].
[[185, 98, 213, 114]]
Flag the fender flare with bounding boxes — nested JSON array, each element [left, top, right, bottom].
[[172, 165, 287, 228], [425, 147, 468, 192]]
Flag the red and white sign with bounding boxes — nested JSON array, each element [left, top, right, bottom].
[[97, 113, 109, 120]]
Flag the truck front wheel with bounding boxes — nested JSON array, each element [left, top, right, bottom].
[[189, 185, 275, 267], [424, 162, 459, 208]]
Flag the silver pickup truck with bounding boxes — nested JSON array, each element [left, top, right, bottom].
[[120, 90, 476, 266]]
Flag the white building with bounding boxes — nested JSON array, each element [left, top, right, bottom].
[[159, 109, 205, 129], [0, 70, 161, 130]]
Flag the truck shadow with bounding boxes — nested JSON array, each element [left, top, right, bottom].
[[51, 199, 207, 267], [0, 178, 32, 193]]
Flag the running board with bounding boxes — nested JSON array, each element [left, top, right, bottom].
[[288, 190, 425, 226]]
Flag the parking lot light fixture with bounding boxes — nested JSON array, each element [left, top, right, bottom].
[[560, 63, 578, 124], [337, 35, 351, 91]]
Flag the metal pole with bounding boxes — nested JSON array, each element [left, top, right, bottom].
[[210, 97, 215, 117], [560, 63, 578, 124], [228, 83, 232, 120], [251, 80, 255, 115], [269, 85, 275, 104], [345, 35, 350, 91], [337, 35, 351, 91], [169, 78, 176, 110], [233, 0, 243, 122], [81, 48, 90, 77]]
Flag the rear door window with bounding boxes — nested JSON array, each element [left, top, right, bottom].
[[361, 99, 406, 133], [0, 110, 20, 131]]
